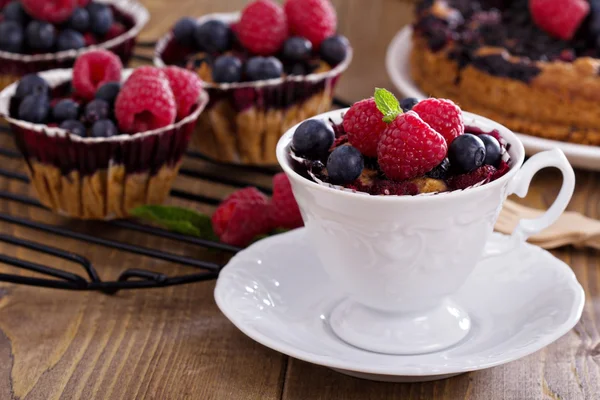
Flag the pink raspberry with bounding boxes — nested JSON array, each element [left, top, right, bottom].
[[284, 0, 337, 48], [529, 0, 589, 40], [21, 0, 76, 24], [115, 73, 176, 133], [412, 98, 464, 145], [162, 66, 204, 120], [343, 98, 387, 157], [236, 0, 288, 55], [72, 50, 122, 100], [270, 173, 303, 229]]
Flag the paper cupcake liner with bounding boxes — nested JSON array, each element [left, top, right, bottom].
[[0, 0, 149, 91], [154, 12, 352, 166], [0, 69, 209, 220]]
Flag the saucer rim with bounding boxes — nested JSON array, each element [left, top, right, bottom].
[[214, 229, 585, 377]]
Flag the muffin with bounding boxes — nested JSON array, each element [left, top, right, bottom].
[[0, 0, 148, 91], [0, 50, 207, 220], [154, 0, 352, 166]]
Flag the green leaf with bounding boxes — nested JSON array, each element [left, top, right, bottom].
[[374, 88, 402, 123], [130, 205, 218, 241]]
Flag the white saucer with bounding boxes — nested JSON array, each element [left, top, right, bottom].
[[385, 26, 600, 171], [214, 229, 584, 382]]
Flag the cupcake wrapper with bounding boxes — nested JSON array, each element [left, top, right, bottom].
[[0, 0, 149, 91], [154, 12, 352, 166], [0, 69, 208, 220]]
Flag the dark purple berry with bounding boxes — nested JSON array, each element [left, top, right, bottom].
[[448, 134, 486, 173], [60, 120, 86, 136], [327, 145, 364, 184], [3, 1, 28, 25], [400, 97, 419, 112], [212, 55, 242, 83], [245, 56, 283, 81], [172, 17, 197, 47], [52, 99, 80, 122], [426, 158, 450, 179], [67, 8, 90, 33], [91, 119, 118, 137], [319, 35, 349, 66], [57, 29, 85, 51], [15, 74, 49, 100], [18, 95, 49, 123], [95, 81, 121, 106], [25, 21, 55, 51], [288, 63, 307, 76], [479, 134, 502, 167], [87, 3, 113, 36], [0, 21, 24, 53], [283, 37, 312, 62], [84, 99, 110, 124], [292, 119, 335, 160], [194, 19, 231, 53]]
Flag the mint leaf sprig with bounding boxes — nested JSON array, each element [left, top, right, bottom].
[[374, 87, 403, 123]]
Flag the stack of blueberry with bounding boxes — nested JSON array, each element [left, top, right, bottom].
[[170, 0, 350, 83], [0, 0, 127, 54]]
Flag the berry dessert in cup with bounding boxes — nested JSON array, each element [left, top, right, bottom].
[[276, 90, 575, 354], [0, 0, 148, 91], [0, 50, 208, 220], [154, 0, 352, 166]]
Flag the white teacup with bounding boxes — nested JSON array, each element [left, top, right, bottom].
[[276, 109, 575, 355]]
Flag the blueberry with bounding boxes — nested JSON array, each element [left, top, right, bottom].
[[26, 21, 56, 51], [15, 74, 49, 100], [245, 56, 283, 81], [173, 17, 197, 47], [87, 3, 114, 36], [319, 35, 350, 66], [400, 97, 419, 112], [426, 158, 450, 179], [84, 99, 110, 124], [60, 120, 87, 136], [212, 55, 242, 83], [52, 99, 80, 122], [57, 29, 85, 51], [95, 81, 121, 106], [448, 134, 486, 173], [282, 37, 313, 62], [478, 134, 502, 166], [326, 145, 364, 185], [3, 1, 28, 24], [18, 95, 49, 123], [0, 21, 24, 53], [91, 119, 118, 137], [194, 19, 231, 53], [67, 8, 90, 33], [288, 63, 307, 76], [292, 119, 335, 160]]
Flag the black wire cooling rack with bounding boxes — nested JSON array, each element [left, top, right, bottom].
[[0, 46, 351, 294]]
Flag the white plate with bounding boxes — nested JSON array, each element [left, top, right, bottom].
[[215, 229, 584, 382], [386, 26, 600, 171]]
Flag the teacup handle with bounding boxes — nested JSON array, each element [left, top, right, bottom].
[[485, 148, 575, 256]]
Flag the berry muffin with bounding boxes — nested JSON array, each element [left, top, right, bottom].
[[0, 0, 148, 91], [412, 0, 600, 145], [0, 50, 207, 219], [154, 0, 352, 166], [289, 89, 511, 195]]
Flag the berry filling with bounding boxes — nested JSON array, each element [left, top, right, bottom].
[[289, 90, 512, 196]]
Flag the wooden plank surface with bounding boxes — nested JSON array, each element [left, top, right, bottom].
[[0, 0, 598, 399]]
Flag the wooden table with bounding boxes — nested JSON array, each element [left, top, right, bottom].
[[1, 1, 598, 399]]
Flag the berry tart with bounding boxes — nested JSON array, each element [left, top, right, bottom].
[[0, 0, 148, 91], [0, 50, 208, 219], [411, 0, 600, 145], [288, 89, 511, 195], [154, 0, 352, 165]]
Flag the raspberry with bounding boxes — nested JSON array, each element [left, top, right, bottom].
[[236, 0, 288, 56], [212, 187, 272, 246], [377, 111, 447, 181], [127, 66, 166, 82], [448, 165, 497, 190], [72, 50, 122, 100], [114, 73, 176, 133], [284, 0, 337, 48], [270, 173, 303, 229], [83, 33, 96, 46], [21, 0, 76, 24], [529, 0, 589, 40], [105, 22, 126, 40], [78, 0, 89, 5], [162, 66, 203, 120], [343, 98, 387, 157], [412, 98, 464, 145]]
